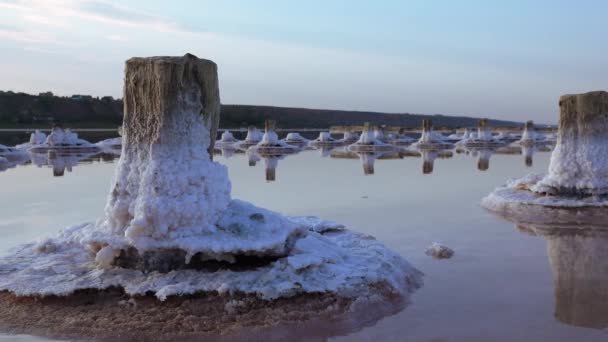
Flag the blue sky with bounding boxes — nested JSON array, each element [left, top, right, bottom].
[[1, 0, 607, 124]]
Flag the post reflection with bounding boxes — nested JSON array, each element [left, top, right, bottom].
[[490, 208, 608, 330], [28, 151, 120, 177]]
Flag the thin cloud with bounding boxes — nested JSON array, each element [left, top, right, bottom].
[[105, 34, 128, 42], [0, 25, 65, 44], [23, 46, 56, 53], [23, 14, 69, 27], [1, 0, 204, 35]]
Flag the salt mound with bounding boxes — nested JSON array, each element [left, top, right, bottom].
[[482, 91, 608, 211], [0, 55, 422, 332], [412, 119, 454, 150]]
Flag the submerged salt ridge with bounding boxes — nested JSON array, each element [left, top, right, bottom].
[[0, 54, 421, 305]]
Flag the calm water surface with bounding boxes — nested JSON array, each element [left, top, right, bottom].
[[0, 132, 606, 341]]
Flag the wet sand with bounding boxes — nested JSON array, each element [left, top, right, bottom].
[[0, 284, 404, 341]]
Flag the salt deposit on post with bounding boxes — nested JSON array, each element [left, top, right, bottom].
[[482, 91, 608, 211], [461, 119, 504, 148], [234, 125, 263, 149], [0, 54, 421, 338], [412, 119, 453, 150], [518, 120, 537, 145], [250, 119, 299, 153], [348, 122, 395, 152]]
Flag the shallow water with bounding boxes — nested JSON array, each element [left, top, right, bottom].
[[0, 134, 606, 341]]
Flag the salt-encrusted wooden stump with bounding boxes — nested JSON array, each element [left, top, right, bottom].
[[412, 119, 454, 150], [0, 54, 421, 340], [461, 119, 504, 148], [482, 91, 608, 213], [348, 122, 396, 152], [518, 120, 537, 146]]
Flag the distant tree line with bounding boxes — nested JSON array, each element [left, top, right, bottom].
[[0, 90, 521, 128]]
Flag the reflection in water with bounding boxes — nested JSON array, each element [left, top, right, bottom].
[[257, 153, 289, 182], [330, 149, 409, 175], [465, 148, 495, 171], [317, 146, 335, 158], [522, 146, 535, 167], [476, 149, 492, 171], [216, 147, 244, 159], [8, 142, 555, 180], [420, 149, 453, 175], [360, 152, 377, 175], [247, 150, 261, 167], [546, 228, 608, 329], [0, 152, 30, 172], [490, 208, 608, 330], [29, 151, 120, 177]]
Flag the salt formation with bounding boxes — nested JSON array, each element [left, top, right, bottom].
[[30, 129, 47, 144], [387, 128, 416, 145], [282, 132, 309, 147], [234, 125, 263, 149], [482, 91, 608, 211], [348, 123, 396, 152], [445, 130, 464, 143], [340, 130, 359, 144], [215, 130, 239, 149], [425, 243, 454, 259], [23, 126, 99, 153], [95, 137, 122, 151], [518, 121, 537, 145], [373, 126, 388, 142], [14, 130, 48, 150], [495, 131, 518, 142], [250, 120, 299, 154], [461, 119, 504, 148], [95, 127, 123, 153], [412, 119, 453, 150], [310, 131, 342, 147], [0, 55, 421, 336]]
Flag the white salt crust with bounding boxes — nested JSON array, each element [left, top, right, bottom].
[[283, 132, 308, 144], [534, 136, 608, 195], [348, 128, 396, 152], [0, 55, 422, 304], [0, 217, 422, 301], [412, 128, 454, 150], [481, 173, 608, 210]]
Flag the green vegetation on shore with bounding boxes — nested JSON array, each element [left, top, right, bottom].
[[0, 90, 521, 129]]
